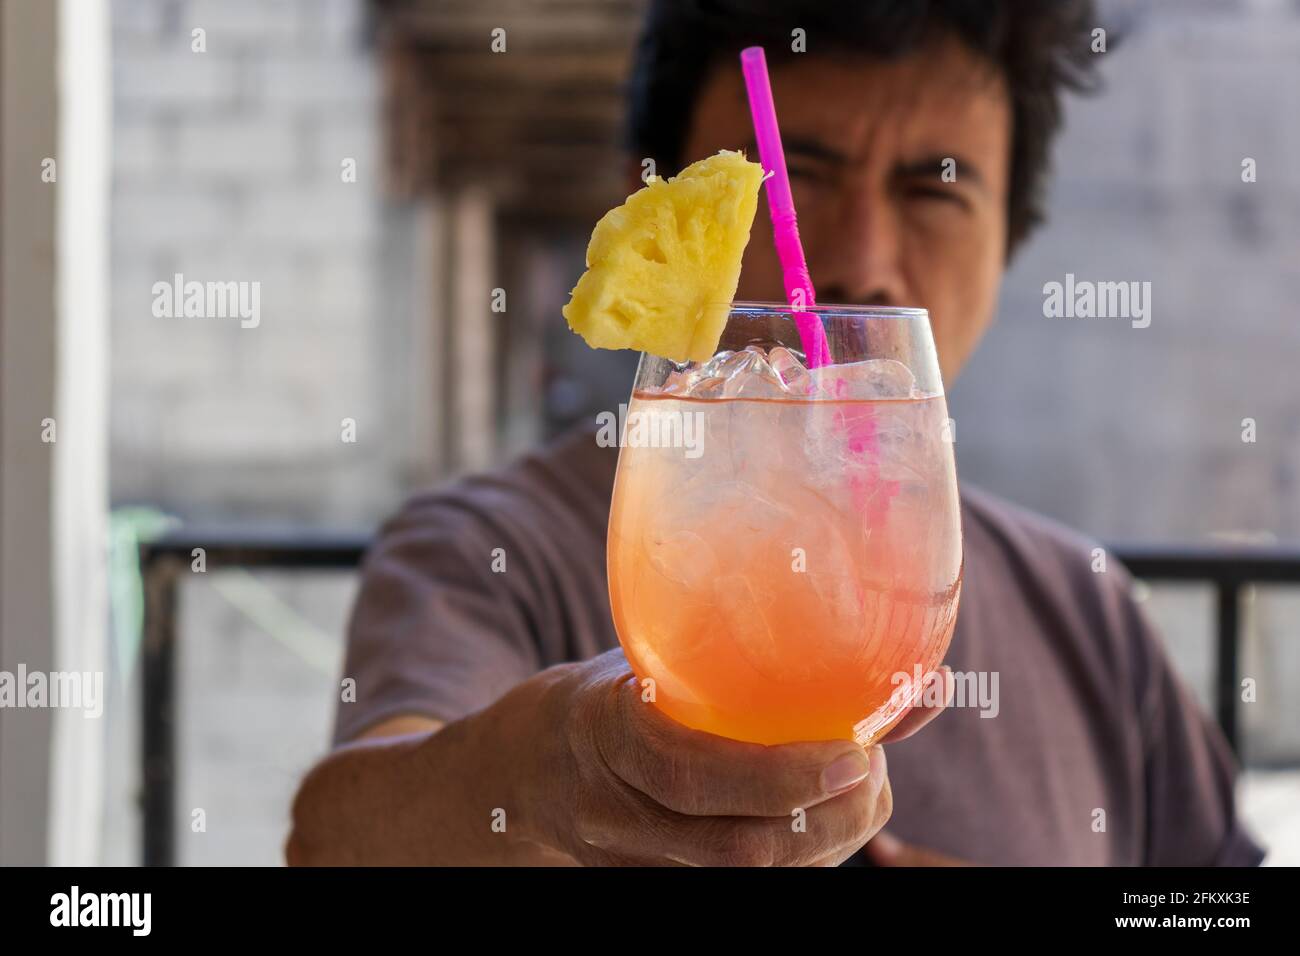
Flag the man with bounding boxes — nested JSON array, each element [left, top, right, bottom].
[[286, 0, 1265, 866]]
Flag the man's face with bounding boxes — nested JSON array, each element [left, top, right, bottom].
[[677, 37, 1012, 384]]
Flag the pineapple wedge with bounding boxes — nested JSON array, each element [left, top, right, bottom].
[[563, 150, 764, 364]]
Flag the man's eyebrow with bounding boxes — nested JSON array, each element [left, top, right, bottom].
[[895, 154, 988, 191], [743, 136, 851, 166]]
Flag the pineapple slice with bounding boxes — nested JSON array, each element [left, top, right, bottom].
[[563, 150, 764, 364]]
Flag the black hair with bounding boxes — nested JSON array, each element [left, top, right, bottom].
[[627, 0, 1105, 257]]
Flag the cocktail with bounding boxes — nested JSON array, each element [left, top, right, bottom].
[[563, 47, 962, 746], [607, 304, 962, 745]]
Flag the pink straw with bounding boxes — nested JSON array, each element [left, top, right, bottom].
[[742, 47, 894, 531], [740, 46, 833, 368]]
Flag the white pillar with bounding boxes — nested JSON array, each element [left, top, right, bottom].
[[449, 189, 496, 471], [49, 0, 110, 866]]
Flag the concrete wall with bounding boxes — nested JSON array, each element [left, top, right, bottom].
[[950, 0, 1300, 545], [109, 0, 411, 529]]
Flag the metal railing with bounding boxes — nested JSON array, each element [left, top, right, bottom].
[[137, 531, 1300, 867], [139, 531, 369, 870]]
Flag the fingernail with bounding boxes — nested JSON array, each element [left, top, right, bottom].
[[821, 750, 871, 793], [866, 746, 888, 801]]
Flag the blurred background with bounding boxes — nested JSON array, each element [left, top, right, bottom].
[[1, 0, 1297, 865]]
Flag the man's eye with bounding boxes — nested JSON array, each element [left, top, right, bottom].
[[908, 184, 964, 206], [788, 165, 827, 184]]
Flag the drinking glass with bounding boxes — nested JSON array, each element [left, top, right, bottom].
[[607, 302, 963, 745]]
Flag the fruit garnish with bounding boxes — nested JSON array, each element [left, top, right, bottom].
[[562, 150, 764, 363]]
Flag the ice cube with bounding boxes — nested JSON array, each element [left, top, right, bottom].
[[719, 346, 788, 399], [767, 346, 811, 395], [660, 368, 696, 395], [713, 572, 784, 676], [809, 359, 916, 400], [661, 350, 737, 398], [687, 374, 729, 399], [710, 487, 864, 683], [647, 529, 719, 589], [659, 345, 816, 400], [699, 350, 738, 377], [658, 352, 732, 397]]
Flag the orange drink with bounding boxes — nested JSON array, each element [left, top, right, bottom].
[[606, 307, 963, 746]]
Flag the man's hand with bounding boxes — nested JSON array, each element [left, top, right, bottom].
[[286, 650, 953, 866], [863, 831, 973, 866], [856, 665, 973, 866], [877, 664, 954, 745], [513, 650, 953, 867]]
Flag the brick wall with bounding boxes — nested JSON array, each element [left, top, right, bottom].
[[110, 0, 400, 528]]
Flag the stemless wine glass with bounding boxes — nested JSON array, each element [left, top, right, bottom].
[[607, 302, 963, 746]]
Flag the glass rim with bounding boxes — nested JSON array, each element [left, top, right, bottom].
[[728, 300, 930, 320]]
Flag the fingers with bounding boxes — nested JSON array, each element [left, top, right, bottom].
[[595, 668, 876, 817], [880, 665, 954, 744], [863, 828, 973, 866], [573, 746, 892, 867], [562, 648, 910, 866]]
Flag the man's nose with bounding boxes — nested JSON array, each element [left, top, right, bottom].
[[813, 196, 909, 307]]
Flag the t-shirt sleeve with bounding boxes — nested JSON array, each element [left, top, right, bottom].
[[331, 496, 541, 744], [1123, 581, 1267, 866]]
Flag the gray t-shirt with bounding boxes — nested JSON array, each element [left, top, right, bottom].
[[334, 423, 1265, 866]]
